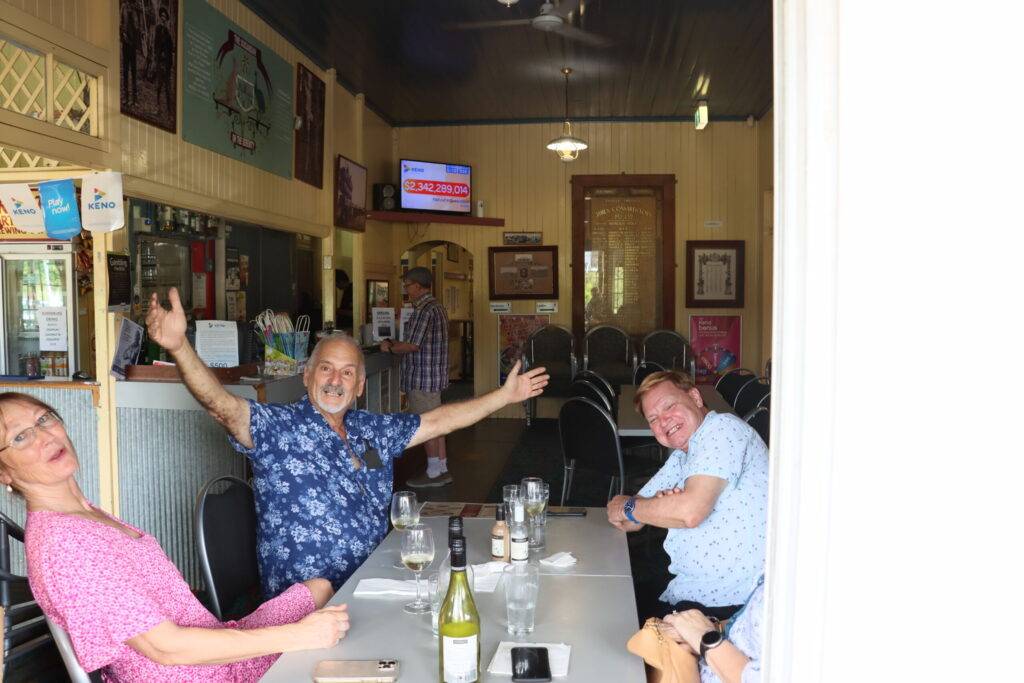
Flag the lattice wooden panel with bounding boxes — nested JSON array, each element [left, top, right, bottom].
[[52, 60, 96, 135], [0, 145, 67, 169], [0, 39, 45, 120]]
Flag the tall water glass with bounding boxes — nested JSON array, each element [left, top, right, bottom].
[[503, 483, 522, 518], [427, 572, 443, 635], [504, 562, 540, 635]]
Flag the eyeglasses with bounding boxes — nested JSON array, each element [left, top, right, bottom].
[[0, 411, 63, 453]]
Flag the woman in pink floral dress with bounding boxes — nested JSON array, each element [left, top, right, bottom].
[[0, 392, 351, 682]]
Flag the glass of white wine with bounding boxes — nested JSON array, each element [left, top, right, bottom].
[[521, 479, 549, 549], [391, 491, 420, 568], [401, 523, 435, 614]]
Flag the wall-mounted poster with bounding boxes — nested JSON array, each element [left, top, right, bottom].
[[334, 154, 367, 231], [294, 63, 325, 188], [120, 0, 178, 132], [689, 315, 742, 385], [498, 314, 549, 384], [488, 246, 558, 300], [182, 0, 293, 177]]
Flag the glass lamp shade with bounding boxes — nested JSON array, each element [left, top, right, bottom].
[[546, 121, 588, 162]]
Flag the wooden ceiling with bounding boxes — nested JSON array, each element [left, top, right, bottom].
[[240, 0, 772, 126]]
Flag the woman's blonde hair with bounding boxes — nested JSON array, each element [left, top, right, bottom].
[[633, 370, 697, 414]]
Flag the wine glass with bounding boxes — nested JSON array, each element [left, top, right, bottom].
[[401, 524, 435, 614], [521, 479, 549, 548], [391, 491, 420, 568]]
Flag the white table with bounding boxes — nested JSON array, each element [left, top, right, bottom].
[[617, 384, 734, 437], [261, 511, 645, 682]]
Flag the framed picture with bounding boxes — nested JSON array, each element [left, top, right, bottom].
[[503, 231, 542, 246], [685, 240, 745, 308], [488, 246, 558, 300], [366, 279, 389, 321], [120, 0, 178, 133], [294, 63, 325, 188], [447, 243, 459, 263], [334, 154, 367, 231]]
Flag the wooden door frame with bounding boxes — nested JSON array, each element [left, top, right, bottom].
[[570, 174, 676, 340]]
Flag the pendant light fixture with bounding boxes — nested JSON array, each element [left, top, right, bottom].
[[546, 67, 588, 162]]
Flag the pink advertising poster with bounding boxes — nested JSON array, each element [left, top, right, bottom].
[[689, 315, 742, 385], [497, 314, 549, 384]]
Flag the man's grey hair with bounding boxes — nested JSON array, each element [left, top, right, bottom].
[[306, 331, 365, 378]]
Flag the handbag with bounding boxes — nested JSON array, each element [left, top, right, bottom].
[[626, 617, 701, 683]]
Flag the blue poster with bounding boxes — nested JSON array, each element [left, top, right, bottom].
[[181, 0, 293, 178], [38, 179, 81, 239]]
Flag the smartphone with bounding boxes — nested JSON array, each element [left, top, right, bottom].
[[547, 506, 587, 517], [312, 659, 399, 683], [511, 646, 552, 682]]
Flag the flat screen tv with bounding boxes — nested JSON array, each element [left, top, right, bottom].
[[399, 159, 472, 215]]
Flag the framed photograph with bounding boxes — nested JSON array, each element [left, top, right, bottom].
[[120, 0, 178, 133], [334, 154, 367, 231], [366, 279, 390, 321], [685, 240, 745, 308], [488, 246, 558, 300], [447, 243, 459, 263], [503, 231, 542, 246], [294, 63, 325, 188]]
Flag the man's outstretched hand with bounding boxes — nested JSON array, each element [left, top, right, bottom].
[[501, 360, 549, 403], [146, 287, 188, 355]]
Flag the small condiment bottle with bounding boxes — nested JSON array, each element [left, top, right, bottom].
[[490, 505, 510, 562]]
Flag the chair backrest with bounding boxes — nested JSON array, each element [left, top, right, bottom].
[[195, 476, 261, 622], [1, 512, 56, 680], [570, 379, 612, 412], [45, 617, 94, 683], [558, 397, 626, 487], [745, 406, 770, 446], [715, 368, 757, 407], [527, 324, 575, 368], [734, 377, 771, 419], [641, 330, 689, 368], [583, 325, 634, 369], [764, 357, 772, 382], [633, 361, 665, 386], [573, 369, 615, 404]]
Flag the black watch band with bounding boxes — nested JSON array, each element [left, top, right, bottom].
[[699, 628, 724, 661]]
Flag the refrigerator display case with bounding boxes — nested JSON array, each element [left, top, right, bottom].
[[0, 243, 77, 377], [136, 234, 193, 312]]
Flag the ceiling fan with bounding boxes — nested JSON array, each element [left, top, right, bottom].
[[444, 0, 612, 48]]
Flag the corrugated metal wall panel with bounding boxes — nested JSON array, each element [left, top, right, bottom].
[[0, 387, 99, 575], [116, 408, 245, 589]]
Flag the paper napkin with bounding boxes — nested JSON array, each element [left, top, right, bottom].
[[471, 560, 509, 593], [539, 551, 578, 568], [352, 578, 419, 598], [486, 641, 572, 677]]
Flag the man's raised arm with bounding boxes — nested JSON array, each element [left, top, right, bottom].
[[146, 288, 253, 448], [407, 360, 548, 448]]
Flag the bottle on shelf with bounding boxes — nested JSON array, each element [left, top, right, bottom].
[[438, 536, 480, 683], [509, 499, 529, 563], [490, 505, 510, 562]]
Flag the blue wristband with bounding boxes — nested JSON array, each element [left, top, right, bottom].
[[623, 496, 638, 524]]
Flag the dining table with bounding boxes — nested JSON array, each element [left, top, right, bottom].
[[260, 510, 646, 682], [616, 383, 734, 437]]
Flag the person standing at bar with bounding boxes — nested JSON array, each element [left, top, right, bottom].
[[379, 267, 452, 488], [146, 288, 548, 598]]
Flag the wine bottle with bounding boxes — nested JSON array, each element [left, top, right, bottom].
[[438, 537, 480, 683], [439, 515, 474, 593]]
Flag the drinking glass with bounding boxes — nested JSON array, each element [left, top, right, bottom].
[[401, 524, 435, 614], [522, 479, 549, 548], [504, 562, 540, 635], [503, 483, 522, 519], [427, 571, 444, 635], [390, 491, 420, 568]]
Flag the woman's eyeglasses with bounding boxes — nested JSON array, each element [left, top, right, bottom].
[[0, 411, 63, 453]]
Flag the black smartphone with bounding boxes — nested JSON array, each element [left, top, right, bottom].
[[511, 646, 552, 683], [547, 506, 587, 517]]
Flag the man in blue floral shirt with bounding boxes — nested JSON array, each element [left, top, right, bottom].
[[147, 288, 549, 597]]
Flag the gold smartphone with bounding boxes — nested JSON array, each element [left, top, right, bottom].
[[312, 659, 399, 683]]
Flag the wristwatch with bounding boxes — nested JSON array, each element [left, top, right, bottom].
[[622, 496, 638, 524], [699, 627, 724, 661]]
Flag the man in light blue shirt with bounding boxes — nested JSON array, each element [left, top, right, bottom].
[[607, 371, 768, 620]]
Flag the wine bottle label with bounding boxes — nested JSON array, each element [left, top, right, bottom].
[[510, 537, 529, 561], [491, 534, 505, 559], [443, 634, 479, 682]]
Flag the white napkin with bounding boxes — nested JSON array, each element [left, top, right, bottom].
[[486, 641, 572, 677], [352, 578, 419, 598], [471, 560, 509, 593], [539, 551, 578, 568]]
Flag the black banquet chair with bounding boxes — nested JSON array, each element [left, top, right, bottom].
[[195, 476, 262, 622], [524, 324, 577, 425], [570, 379, 612, 413], [633, 360, 665, 386], [715, 368, 758, 408], [558, 397, 626, 506], [641, 330, 690, 373], [573, 369, 616, 408], [746, 406, 770, 446], [583, 325, 635, 387], [734, 377, 771, 419]]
